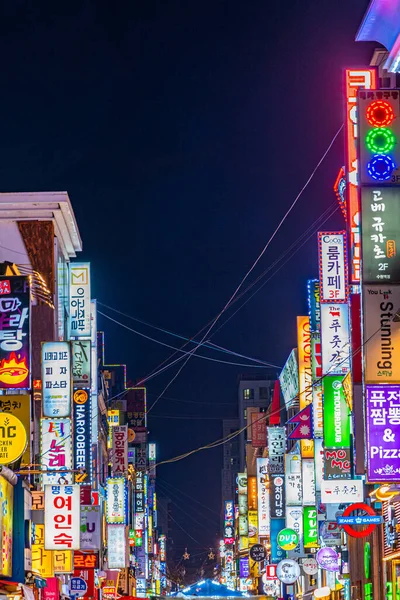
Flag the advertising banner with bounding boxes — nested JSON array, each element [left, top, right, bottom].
[[363, 285, 400, 382], [270, 518, 286, 564], [248, 476, 257, 510], [297, 316, 312, 409], [366, 384, 400, 481], [321, 480, 363, 504], [318, 232, 348, 303], [71, 340, 91, 386], [41, 418, 73, 485], [362, 188, 400, 283], [44, 484, 80, 550], [303, 506, 318, 548], [256, 458, 270, 537], [0, 276, 30, 390], [111, 425, 128, 476], [0, 394, 31, 465], [279, 349, 299, 410], [320, 304, 350, 375], [251, 412, 266, 447], [323, 376, 350, 447], [73, 388, 91, 485], [286, 506, 304, 558], [267, 427, 286, 474], [106, 477, 127, 524], [308, 279, 321, 332], [0, 411, 27, 465], [42, 342, 71, 417], [344, 69, 377, 283], [69, 263, 91, 338], [311, 333, 323, 437], [285, 454, 302, 505], [0, 476, 13, 576], [302, 459, 316, 505], [32, 524, 53, 578], [270, 475, 285, 518], [80, 506, 101, 549], [324, 447, 351, 480]]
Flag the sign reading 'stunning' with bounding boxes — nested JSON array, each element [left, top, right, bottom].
[[73, 388, 91, 484]]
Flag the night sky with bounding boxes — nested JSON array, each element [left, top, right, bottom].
[[0, 1, 375, 557]]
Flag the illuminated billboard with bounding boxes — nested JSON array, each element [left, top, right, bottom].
[[44, 484, 80, 550], [41, 418, 73, 485], [69, 263, 91, 339], [318, 232, 348, 303], [42, 342, 71, 417], [0, 276, 30, 390], [297, 317, 312, 409], [320, 303, 350, 375]]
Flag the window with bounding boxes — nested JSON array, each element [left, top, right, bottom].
[[259, 386, 269, 400], [243, 388, 254, 401]]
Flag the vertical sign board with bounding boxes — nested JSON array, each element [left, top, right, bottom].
[[107, 525, 127, 569], [303, 506, 318, 548], [256, 457, 270, 537], [361, 189, 400, 283], [320, 304, 350, 376], [270, 518, 286, 564], [0, 276, 30, 390], [323, 376, 351, 480], [318, 232, 348, 303], [106, 477, 127, 524], [42, 342, 71, 417], [285, 454, 302, 506], [302, 459, 316, 505], [80, 506, 101, 550], [69, 263, 91, 339], [286, 506, 304, 559], [72, 340, 91, 386], [314, 439, 324, 492], [111, 425, 128, 475], [251, 412, 266, 447], [0, 476, 13, 576], [308, 279, 321, 333], [363, 286, 400, 383], [270, 475, 285, 519], [32, 524, 54, 578], [267, 427, 286, 474], [344, 69, 377, 283], [279, 349, 299, 410], [44, 485, 80, 550], [41, 418, 73, 485], [311, 333, 323, 438], [297, 317, 312, 409], [73, 388, 91, 485], [365, 385, 400, 482]]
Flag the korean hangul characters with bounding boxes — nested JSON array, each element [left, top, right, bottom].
[[32, 491, 44, 510], [0, 305, 28, 350], [0, 280, 11, 295], [327, 275, 341, 288], [327, 246, 340, 273], [71, 288, 86, 332], [370, 407, 387, 426], [369, 389, 386, 407], [374, 245, 386, 259], [53, 532, 74, 548], [49, 440, 66, 468]]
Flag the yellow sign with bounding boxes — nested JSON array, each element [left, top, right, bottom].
[[0, 395, 31, 465], [128, 428, 135, 443], [73, 389, 89, 404], [53, 549, 73, 573], [297, 316, 312, 409], [301, 439, 314, 458], [32, 524, 54, 578], [0, 412, 27, 465], [342, 371, 353, 411], [0, 476, 13, 576]]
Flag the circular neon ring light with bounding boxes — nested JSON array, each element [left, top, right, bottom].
[[366, 127, 396, 154], [366, 100, 395, 127], [367, 154, 396, 181]]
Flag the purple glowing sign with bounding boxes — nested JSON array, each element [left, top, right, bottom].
[[366, 385, 400, 482], [316, 547, 340, 572], [239, 558, 250, 578]]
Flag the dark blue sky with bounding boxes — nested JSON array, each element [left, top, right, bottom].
[[0, 0, 375, 553]]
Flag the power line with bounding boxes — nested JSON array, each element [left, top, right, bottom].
[[158, 479, 221, 517], [97, 310, 276, 369]]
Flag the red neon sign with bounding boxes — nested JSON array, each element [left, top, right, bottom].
[[344, 69, 377, 283]]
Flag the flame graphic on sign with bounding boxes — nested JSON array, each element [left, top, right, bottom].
[[0, 352, 29, 385]]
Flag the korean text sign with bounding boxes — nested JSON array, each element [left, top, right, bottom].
[[297, 317, 312, 409], [279, 349, 299, 410], [366, 384, 400, 482], [69, 263, 91, 339], [285, 454, 302, 505], [41, 418, 73, 485], [44, 485, 80, 550], [42, 342, 71, 417], [0, 276, 30, 390], [320, 304, 350, 375], [107, 524, 126, 569], [256, 458, 270, 536], [106, 477, 127, 524], [267, 427, 286, 474], [318, 232, 348, 303], [111, 425, 128, 476], [72, 340, 91, 386], [361, 188, 400, 283], [363, 285, 400, 382]]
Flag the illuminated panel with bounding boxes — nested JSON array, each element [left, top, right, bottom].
[[344, 69, 377, 283], [359, 90, 400, 185]]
